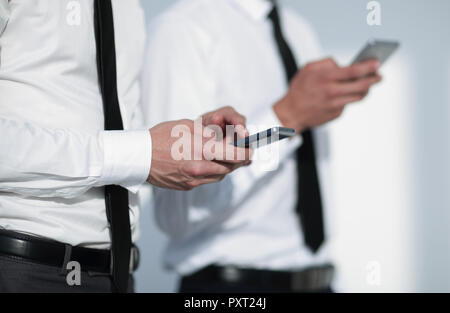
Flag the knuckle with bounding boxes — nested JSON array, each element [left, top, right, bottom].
[[212, 113, 221, 122]]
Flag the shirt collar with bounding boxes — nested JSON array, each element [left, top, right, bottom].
[[231, 0, 274, 21]]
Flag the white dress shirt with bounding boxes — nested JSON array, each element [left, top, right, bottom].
[[0, 0, 151, 249], [142, 0, 334, 275]]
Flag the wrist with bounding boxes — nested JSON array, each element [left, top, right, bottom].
[[273, 94, 305, 133], [99, 130, 152, 192]]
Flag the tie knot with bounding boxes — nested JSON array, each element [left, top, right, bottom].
[[268, 5, 280, 24]]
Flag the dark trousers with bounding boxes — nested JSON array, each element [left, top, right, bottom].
[[179, 275, 332, 294], [0, 254, 134, 293]]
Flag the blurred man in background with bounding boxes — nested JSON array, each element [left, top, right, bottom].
[[142, 0, 381, 293]]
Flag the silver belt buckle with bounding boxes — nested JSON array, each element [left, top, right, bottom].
[[220, 266, 242, 283], [291, 264, 335, 292]]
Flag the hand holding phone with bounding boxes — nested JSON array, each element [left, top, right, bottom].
[[271, 41, 398, 137]]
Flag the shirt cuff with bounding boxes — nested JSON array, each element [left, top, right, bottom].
[[247, 107, 303, 178], [98, 130, 152, 193]]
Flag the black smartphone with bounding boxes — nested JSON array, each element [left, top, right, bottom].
[[233, 127, 296, 149], [352, 39, 400, 66]]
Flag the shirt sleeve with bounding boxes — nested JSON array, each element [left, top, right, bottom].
[[0, 117, 151, 198], [141, 14, 300, 238], [0, 0, 9, 36]]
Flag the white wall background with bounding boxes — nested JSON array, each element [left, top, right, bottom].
[[136, 0, 450, 293]]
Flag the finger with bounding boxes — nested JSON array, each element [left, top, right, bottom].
[[328, 60, 380, 81], [211, 161, 238, 172], [202, 112, 223, 130], [332, 94, 367, 108], [222, 146, 252, 164], [230, 115, 247, 128], [214, 159, 252, 171], [186, 160, 232, 178], [223, 136, 253, 163], [203, 124, 223, 141], [304, 57, 338, 71], [331, 74, 382, 97], [181, 176, 226, 190], [190, 166, 252, 188], [203, 136, 253, 163], [191, 177, 226, 187], [212, 106, 247, 127], [235, 124, 249, 138]]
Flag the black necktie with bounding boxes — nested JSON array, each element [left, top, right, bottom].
[[268, 6, 325, 253], [94, 0, 131, 293]]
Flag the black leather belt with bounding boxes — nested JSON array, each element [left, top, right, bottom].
[[183, 264, 335, 293], [0, 230, 139, 274]]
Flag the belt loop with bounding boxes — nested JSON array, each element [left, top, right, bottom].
[[60, 244, 73, 275]]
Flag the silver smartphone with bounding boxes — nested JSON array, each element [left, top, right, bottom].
[[352, 39, 400, 66], [233, 127, 296, 148]]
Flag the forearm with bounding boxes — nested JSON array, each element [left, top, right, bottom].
[[0, 117, 151, 198]]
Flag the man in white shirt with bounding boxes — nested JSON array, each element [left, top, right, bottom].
[[142, 0, 382, 292], [0, 0, 251, 293]]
